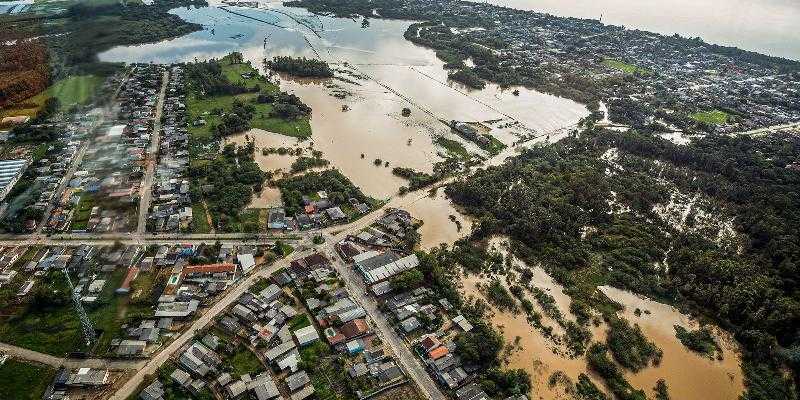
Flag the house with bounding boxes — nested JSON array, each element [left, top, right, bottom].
[[286, 370, 310, 392], [354, 251, 419, 285], [340, 318, 369, 339], [237, 253, 256, 274], [452, 315, 473, 332], [456, 383, 490, 400], [291, 385, 315, 400], [66, 368, 109, 387], [139, 380, 164, 400], [400, 316, 421, 333], [293, 325, 320, 347], [325, 206, 346, 221]]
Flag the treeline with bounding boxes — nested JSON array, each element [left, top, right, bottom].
[[266, 56, 333, 78], [448, 68, 485, 89]]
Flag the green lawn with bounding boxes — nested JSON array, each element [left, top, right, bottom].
[[191, 202, 212, 233], [689, 109, 729, 125], [289, 314, 311, 330], [0, 359, 56, 400], [70, 192, 95, 231], [0, 75, 103, 119], [601, 58, 650, 75], [229, 346, 264, 376], [187, 93, 312, 141], [434, 136, 469, 158]]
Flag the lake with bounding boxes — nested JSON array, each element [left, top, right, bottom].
[[470, 0, 800, 60]]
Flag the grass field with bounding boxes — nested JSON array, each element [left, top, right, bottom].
[[689, 109, 729, 125], [70, 192, 95, 231], [0, 359, 56, 400], [1, 75, 104, 119], [187, 58, 312, 142], [601, 58, 650, 75], [191, 202, 212, 233], [434, 136, 469, 158], [229, 346, 265, 376], [0, 266, 135, 356]]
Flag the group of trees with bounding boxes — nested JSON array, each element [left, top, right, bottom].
[[265, 56, 333, 78], [256, 92, 312, 119], [213, 98, 255, 137], [276, 169, 370, 215], [185, 59, 259, 97], [188, 143, 264, 231]]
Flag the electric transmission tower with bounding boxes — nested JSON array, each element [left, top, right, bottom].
[[63, 269, 96, 347]]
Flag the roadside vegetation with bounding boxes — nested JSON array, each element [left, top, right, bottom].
[[0, 359, 56, 400]]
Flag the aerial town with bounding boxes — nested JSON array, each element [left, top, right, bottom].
[[1, 0, 799, 400]]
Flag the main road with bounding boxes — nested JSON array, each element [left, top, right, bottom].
[[136, 69, 170, 235]]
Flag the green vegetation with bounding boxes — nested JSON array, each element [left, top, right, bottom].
[[185, 54, 312, 143], [188, 143, 265, 232], [434, 136, 469, 158], [70, 191, 96, 230], [291, 154, 330, 174], [393, 167, 439, 192], [586, 343, 646, 400], [448, 68, 486, 89], [674, 325, 721, 358], [0, 265, 134, 356], [0, 359, 56, 400], [276, 169, 373, 216], [289, 314, 312, 330], [229, 346, 265, 376], [606, 317, 662, 371], [689, 109, 729, 125], [484, 279, 517, 313], [654, 379, 670, 400], [601, 58, 650, 74], [444, 126, 800, 397], [191, 202, 212, 233], [266, 56, 333, 78], [575, 373, 609, 400]]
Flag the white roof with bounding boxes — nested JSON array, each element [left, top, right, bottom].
[[293, 325, 320, 345], [237, 254, 256, 272], [361, 254, 419, 284], [352, 250, 380, 263]]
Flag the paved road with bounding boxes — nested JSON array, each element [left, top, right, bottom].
[[0, 341, 144, 370], [324, 247, 447, 400], [136, 70, 169, 235]]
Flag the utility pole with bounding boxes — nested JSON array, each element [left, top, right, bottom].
[[63, 269, 96, 347]]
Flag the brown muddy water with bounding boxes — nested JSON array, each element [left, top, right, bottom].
[[98, 0, 587, 200], [461, 237, 744, 400]]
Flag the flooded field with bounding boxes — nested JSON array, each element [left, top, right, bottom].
[[98, 0, 588, 199], [601, 286, 745, 400], [402, 187, 473, 250], [460, 237, 745, 400]]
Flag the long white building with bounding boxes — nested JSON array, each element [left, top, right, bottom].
[[0, 159, 29, 202]]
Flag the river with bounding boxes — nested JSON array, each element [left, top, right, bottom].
[[470, 0, 800, 61]]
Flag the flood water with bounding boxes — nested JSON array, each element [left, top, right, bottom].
[[460, 237, 744, 400], [98, 0, 588, 200], [473, 0, 800, 61]]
